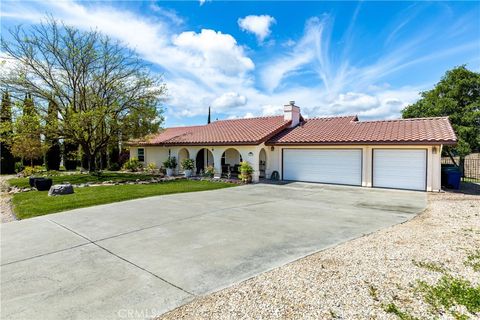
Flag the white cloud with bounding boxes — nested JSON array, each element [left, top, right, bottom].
[[149, 4, 184, 26], [238, 15, 276, 42], [173, 30, 254, 76], [212, 92, 247, 110]]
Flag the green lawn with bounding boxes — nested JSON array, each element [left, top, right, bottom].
[[12, 180, 236, 219], [8, 172, 161, 188]]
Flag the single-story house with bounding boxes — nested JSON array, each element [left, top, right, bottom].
[[129, 101, 457, 191]]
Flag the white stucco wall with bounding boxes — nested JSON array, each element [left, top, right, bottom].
[[129, 143, 443, 191]]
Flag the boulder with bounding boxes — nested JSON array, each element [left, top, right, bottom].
[[48, 184, 74, 196]]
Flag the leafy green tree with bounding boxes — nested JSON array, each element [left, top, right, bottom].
[[0, 91, 15, 174], [1, 18, 165, 171], [45, 99, 61, 170], [20, 94, 43, 166], [402, 66, 480, 167], [11, 98, 44, 167], [121, 104, 163, 140]]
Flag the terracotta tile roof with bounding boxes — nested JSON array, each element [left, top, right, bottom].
[[267, 116, 457, 145], [132, 116, 291, 146]]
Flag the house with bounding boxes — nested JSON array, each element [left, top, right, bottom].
[[129, 101, 457, 191]]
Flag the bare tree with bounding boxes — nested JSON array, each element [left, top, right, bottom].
[[1, 18, 166, 171]]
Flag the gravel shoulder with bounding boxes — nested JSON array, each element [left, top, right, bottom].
[[159, 189, 480, 319], [1, 175, 17, 223]]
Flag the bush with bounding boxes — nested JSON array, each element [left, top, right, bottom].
[[181, 158, 195, 170], [108, 163, 121, 171], [45, 142, 61, 171], [122, 158, 143, 172], [203, 165, 215, 178], [90, 170, 103, 177], [15, 161, 25, 173], [21, 165, 42, 177], [239, 161, 254, 183], [163, 157, 177, 169], [118, 149, 130, 167], [146, 162, 157, 173], [45, 170, 61, 176]]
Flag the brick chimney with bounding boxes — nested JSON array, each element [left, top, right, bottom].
[[284, 100, 300, 128]]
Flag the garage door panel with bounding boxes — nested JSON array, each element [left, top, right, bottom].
[[283, 149, 362, 186], [373, 149, 426, 191]]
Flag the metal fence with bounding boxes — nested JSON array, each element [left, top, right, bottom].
[[441, 157, 480, 183]]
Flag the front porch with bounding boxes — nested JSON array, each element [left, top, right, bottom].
[[132, 145, 271, 182]]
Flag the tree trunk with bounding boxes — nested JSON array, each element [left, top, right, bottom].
[[88, 154, 96, 172]]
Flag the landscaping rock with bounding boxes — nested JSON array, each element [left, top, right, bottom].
[[48, 184, 74, 196]]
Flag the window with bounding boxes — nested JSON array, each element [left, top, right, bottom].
[[137, 148, 145, 162]]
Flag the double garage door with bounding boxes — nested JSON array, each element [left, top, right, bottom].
[[283, 149, 427, 191]]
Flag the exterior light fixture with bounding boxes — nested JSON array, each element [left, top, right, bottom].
[[432, 146, 437, 154], [248, 152, 254, 156], [270, 146, 275, 151]]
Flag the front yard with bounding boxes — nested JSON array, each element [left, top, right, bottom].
[[159, 188, 480, 320], [10, 179, 236, 219], [7, 172, 162, 189]]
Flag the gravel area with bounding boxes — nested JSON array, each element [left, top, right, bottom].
[[159, 188, 480, 319], [0, 175, 17, 223]]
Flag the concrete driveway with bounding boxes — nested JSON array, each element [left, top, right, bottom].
[[1, 183, 426, 319]]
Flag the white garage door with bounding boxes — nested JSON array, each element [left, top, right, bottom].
[[373, 149, 427, 191], [283, 149, 362, 185]]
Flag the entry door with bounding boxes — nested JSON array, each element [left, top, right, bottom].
[[373, 149, 427, 191], [283, 149, 362, 186]]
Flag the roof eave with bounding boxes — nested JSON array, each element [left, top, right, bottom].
[[265, 140, 457, 146]]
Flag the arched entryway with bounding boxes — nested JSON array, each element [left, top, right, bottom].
[[221, 148, 242, 178], [195, 148, 214, 174], [259, 148, 267, 179], [177, 148, 189, 172]]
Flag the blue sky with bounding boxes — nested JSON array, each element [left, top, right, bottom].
[[1, 1, 479, 127]]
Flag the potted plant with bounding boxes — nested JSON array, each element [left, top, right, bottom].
[[163, 156, 177, 176], [181, 158, 195, 177], [239, 161, 254, 183]]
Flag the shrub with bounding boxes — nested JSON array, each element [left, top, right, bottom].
[[108, 163, 121, 171], [146, 162, 157, 173], [91, 170, 103, 177], [181, 158, 195, 170], [163, 157, 177, 169], [14, 161, 25, 173], [239, 161, 254, 183], [203, 165, 215, 178], [46, 170, 61, 176], [21, 165, 42, 177], [118, 149, 130, 167], [122, 158, 142, 172]]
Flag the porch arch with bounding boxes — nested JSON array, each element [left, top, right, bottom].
[[195, 148, 214, 174], [259, 148, 267, 179], [221, 148, 242, 178], [177, 148, 190, 172]]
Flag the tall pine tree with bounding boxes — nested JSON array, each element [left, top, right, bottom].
[[21, 94, 43, 166], [12, 94, 43, 167], [0, 92, 15, 174], [45, 99, 61, 170]]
